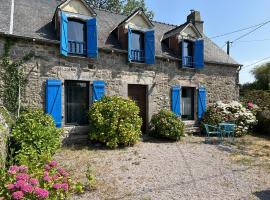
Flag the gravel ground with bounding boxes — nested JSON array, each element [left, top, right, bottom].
[[55, 136, 270, 200]]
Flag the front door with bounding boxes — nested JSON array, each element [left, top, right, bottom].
[[128, 85, 147, 133], [65, 80, 89, 125]]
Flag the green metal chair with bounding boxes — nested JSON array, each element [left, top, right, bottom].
[[219, 123, 235, 143], [204, 124, 222, 143]]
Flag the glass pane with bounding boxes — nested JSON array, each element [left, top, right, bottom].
[[65, 81, 89, 125], [68, 20, 86, 42], [181, 87, 194, 120], [131, 31, 144, 50]]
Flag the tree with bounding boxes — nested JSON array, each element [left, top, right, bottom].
[[241, 63, 270, 91], [122, 0, 154, 19], [252, 63, 270, 90], [87, 0, 154, 19]]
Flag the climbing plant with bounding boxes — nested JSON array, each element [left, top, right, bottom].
[[0, 39, 34, 116]]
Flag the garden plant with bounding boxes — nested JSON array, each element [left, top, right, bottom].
[[88, 96, 142, 148], [150, 109, 185, 141]]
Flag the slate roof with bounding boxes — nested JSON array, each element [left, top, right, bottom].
[[0, 0, 240, 66]]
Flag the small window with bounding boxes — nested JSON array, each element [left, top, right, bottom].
[[182, 40, 194, 67], [131, 30, 145, 62], [68, 19, 86, 55], [181, 87, 194, 120]]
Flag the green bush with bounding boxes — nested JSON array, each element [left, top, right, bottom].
[[88, 96, 142, 148], [11, 109, 61, 167], [256, 110, 270, 134], [150, 110, 184, 141]]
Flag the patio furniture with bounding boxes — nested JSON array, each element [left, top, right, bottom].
[[204, 124, 222, 143], [219, 122, 235, 142]]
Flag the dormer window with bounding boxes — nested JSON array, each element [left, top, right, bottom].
[[57, 0, 98, 58], [182, 40, 194, 67], [68, 19, 86, 55], [130, 30, 145, 62], [180, 39, 204, 69]]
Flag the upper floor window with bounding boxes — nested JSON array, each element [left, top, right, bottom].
[[60, 11, 98, 58], [183, 40, 194, 67], [128, 28, 155, 64], [68, 19, 86, 55], [180, 39, 204, 69], [130, 30, 145, 62]]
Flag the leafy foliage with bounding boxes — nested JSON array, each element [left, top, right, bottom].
[[10, 109, 62, 167], [86, 0, 154, 19], [150, 110, 185, 141], [240, 90, 270, 134], [88, 96, 142, 148], [0, 39, 34, 116]]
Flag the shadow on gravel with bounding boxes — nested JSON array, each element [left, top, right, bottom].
[[253, 190, 270, 200]]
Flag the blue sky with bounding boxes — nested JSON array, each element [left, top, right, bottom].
[[145, 0, 270, 84]]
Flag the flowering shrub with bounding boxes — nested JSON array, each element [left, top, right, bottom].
[[10, 109, 62, 167], [0, 161, 83, 200], [150, 110, 185, 141], [88, 96, 142, 148], [202, 101, 257, 137]]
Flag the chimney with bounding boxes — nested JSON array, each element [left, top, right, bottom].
[[187, 10, 204, 33]]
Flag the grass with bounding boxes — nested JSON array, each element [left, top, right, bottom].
[[229, 134, 270, 172]]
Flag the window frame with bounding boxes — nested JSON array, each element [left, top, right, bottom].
[[130, 30, 145, 63], [181, 39, 195, 68], [67, 18, 87, 56]]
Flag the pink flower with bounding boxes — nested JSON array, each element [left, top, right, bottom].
[[43, 171, 49, 176], [52, 173, 60, 180], [14, 180, 27, 190], [6, 183, 15, 190], [52, 183, 62, 190], [43, 175, 51, 182], [44, 164, 51, 171], [61, 183, 69, 191], [12, 191, 24, 200], [8, 165, 19, 175], [18, 165, 28, 173], [57, 168, 68, 177], [21, 184, 33, 193], [247, 102, 254, 109], [34, 187, 49, 199], [29, 178, 39, 186], [16, 173, 29, 181], [49, 160, 58, 168]]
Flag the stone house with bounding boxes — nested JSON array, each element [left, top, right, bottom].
[[0, 0, 241, 138]]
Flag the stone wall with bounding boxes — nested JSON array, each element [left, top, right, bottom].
[[0, 36, 239, 130]]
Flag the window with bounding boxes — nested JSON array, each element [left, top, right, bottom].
[[67, 19, 86, 55], [181, 87, 194, 120], [130, 31, 145, 62], [182, 40, 194, 67], [65, 81, 89, 125]]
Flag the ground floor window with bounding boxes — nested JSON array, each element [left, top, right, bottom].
[[181, 87, 195, 120], [65, 80, 89, 125]]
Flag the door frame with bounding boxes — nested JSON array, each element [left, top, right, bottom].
[[64, 80, 90, 126], [127, 84, 148, 133]]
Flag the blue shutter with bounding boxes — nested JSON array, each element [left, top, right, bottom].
[[128, 27, 132, 62], [145, 30, 155, 64], [92, 80, 105, 101], [87, 18, 98, 58], [171, 86, 181, 116], [194, 40, 204, 69], [46, 80, 62, 128], [60, 12, 68, 56], [198, 86, 206, 121]]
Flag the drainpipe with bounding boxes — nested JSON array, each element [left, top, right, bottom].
[[9, 0, 14, 34]]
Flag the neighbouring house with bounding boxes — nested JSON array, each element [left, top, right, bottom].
[[0, 0, 241, 140]]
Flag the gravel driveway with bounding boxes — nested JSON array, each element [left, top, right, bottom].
[[56, 137, 270, 200]]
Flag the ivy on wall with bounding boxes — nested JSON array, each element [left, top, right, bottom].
[[0, 39, 34, 116]]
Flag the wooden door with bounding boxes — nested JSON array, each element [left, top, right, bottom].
[[128, 85, 147, 133]]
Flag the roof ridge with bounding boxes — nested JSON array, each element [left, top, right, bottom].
[[93, 7, 177, 28]]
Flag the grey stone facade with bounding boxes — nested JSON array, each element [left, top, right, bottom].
[[0, 36, 239, 132]]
